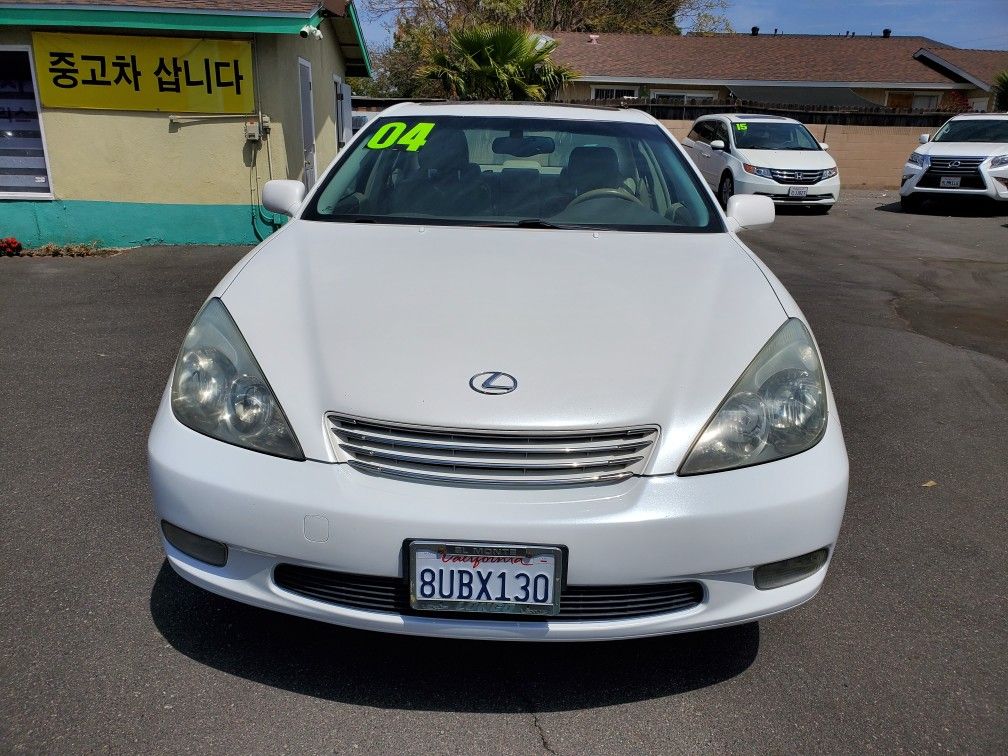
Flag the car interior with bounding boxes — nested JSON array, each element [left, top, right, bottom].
[[315, 122, 713, 229]]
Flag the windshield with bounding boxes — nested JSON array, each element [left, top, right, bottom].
[[731, 121, 821, 151], [932, 119, 1008, 143], [303, 115, 722, 232]]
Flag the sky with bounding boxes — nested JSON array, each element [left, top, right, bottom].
[[356, 0, 1008, 52]]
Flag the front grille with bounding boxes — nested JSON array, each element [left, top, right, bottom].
[[927, 156, 985, 172], [769, 169, 825, 185], [919, 157, 986, 189], [274, 563, 705, 621], [327, 414, 658, 486]]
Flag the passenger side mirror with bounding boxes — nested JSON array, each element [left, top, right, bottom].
[[726, 194, 774, 232], [819, 142, 830, 150], [263, 180, 306, 217], [919, 133, 930, 144], [710, 139, 726, 151]]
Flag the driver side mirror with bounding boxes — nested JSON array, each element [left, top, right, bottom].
[[263, 179, 306, 217], [919, 133, 931, 144], [819, 142, 830, 150], [726, 195, 774, 232], [710, 139, 726, 151]]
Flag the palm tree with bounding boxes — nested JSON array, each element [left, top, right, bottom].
[[422, 26, 577, 102], [993, 71, 1008, 111]]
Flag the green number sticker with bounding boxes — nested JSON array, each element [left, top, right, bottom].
[[366, 121, 435, 151], [735, 123, 748, 131]]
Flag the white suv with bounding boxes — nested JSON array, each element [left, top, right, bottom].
[[683, 114, 840, 213], [900, 113, 1008, 211]]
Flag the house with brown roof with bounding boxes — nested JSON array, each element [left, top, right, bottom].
[[0, 0, 371, 246], [549, 30, 1007, 112]]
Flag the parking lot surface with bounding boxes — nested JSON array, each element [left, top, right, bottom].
[[1, 191, 1005, 754]]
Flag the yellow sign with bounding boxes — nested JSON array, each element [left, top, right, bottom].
[[31, 32, 254, 113]]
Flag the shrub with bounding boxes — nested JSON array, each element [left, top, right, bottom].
[[0, 237, 23, 256]]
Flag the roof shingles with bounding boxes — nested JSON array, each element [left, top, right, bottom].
[[549, 32, 965, 84]]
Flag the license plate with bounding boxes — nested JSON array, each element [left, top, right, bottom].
[[940, 176, 961, 188], [788, 186, 809, 197], [409, 541, 562, 616]]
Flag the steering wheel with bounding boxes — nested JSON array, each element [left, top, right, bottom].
[[567, 187, 646, 209]]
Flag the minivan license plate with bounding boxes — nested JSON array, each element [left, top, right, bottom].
[[409, 541, 562, 615], [789, 186, 809, 197]]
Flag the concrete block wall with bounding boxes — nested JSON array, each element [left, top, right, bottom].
[[660, 119, 927, 189]]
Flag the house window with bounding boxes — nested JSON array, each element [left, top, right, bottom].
[[0, 47, 53, 199], [651, 90, 716, 104], [886, 91, 940, 110], [592, 87, 637, 100]]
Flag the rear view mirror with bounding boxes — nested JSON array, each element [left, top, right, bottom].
[[726, 194, 774, 232], [710, 139, 726, 151], [492, 135, 555, 157], [919, 133, 930, 144], [263, 180, 306, 217]]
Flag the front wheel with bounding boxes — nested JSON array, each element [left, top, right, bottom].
[[900, 194, 922, 212], [718, 174, 734, 209]]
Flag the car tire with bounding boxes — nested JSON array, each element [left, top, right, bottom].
[[900, 194, 922, 212], [718, 174, 734, 209]]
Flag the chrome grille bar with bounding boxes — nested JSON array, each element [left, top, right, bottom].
[[328, 414, 659, 486], [769, 169, 824, 185]]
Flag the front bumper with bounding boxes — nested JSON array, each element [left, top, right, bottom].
[[735, 173, 840, 206], [900, 161, 1008, 200], [149, 398, 849, 641]]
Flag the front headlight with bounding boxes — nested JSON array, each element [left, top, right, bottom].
[[907, 151, 929, 168], [171, 298, 304, 460], [822, 167, 838, 179], [989, 154, 1008, 169], [743, 163, 774, 179], [680, 319, 827, 475]]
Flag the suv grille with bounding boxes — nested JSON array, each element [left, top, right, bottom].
[[769, 169, 824, 185], [327, 415, 658, 486], [919, 156, 986, 189], [273, 563, 704, 621]]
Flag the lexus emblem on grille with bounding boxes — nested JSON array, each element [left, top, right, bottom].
[[949, 160, 961, 167], [470, 371, 518, 395]]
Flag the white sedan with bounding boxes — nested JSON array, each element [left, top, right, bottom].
[[149, 103, 848, 641]]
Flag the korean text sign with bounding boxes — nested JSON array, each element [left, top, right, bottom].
[[31, 32, 254, 113]]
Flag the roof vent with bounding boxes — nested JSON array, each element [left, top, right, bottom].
[[751, 26, 759, 36], [773, 28, 778, 35], [588, 34, 600, 45], [882, 28, 892, 38]]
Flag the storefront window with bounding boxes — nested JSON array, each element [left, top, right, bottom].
[[0, 48, 53, 198]]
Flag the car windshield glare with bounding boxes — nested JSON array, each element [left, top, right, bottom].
[[303, 115, 722, 233], [932, 119, 1008, 143], [731, 122, 821, 151]]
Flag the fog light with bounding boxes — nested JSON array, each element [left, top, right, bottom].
[[995, 177, 1008, 190], [161, 520, 228, 567], [753, 548, 828, 590]]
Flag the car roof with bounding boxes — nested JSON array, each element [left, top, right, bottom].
[[377, 101, 658, 124], [698, 113, 796, 123], [948, 112, 1008, 120]]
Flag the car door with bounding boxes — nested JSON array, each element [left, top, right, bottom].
[[684, 121, 715, 187], [707, 120, 732, 183]]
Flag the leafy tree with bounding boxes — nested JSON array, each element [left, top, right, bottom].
[[993, 71, 1008, 111], [422, 25, 577, 100]]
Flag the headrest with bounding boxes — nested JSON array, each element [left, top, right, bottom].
[[564, 146, 621, 192]]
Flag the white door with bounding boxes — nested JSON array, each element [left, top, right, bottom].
[[298, 59, 316, 188]]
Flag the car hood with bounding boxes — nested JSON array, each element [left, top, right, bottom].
[[734, 148, 836, 170], [917, 141, 1008, 158], [221, 221, 787, 473]]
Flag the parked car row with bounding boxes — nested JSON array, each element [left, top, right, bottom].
[[679, 111, 1008, 214]]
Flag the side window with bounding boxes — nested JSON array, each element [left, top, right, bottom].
[[687, 123, 703, 142], [713, 121, 730, 145], [694, 121, 713, 144]]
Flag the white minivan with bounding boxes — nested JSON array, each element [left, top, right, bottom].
[[683, 114, 840, 212]]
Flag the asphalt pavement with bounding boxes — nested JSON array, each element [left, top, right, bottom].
[[1, 191, 1005, 754]]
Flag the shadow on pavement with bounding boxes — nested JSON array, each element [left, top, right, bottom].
[[150, 561, 759, 711], [875, 196, 1008, 217]]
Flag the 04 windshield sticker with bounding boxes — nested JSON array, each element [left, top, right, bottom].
[[366, 122, 435, 151], [734, 123, 748, 131]]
